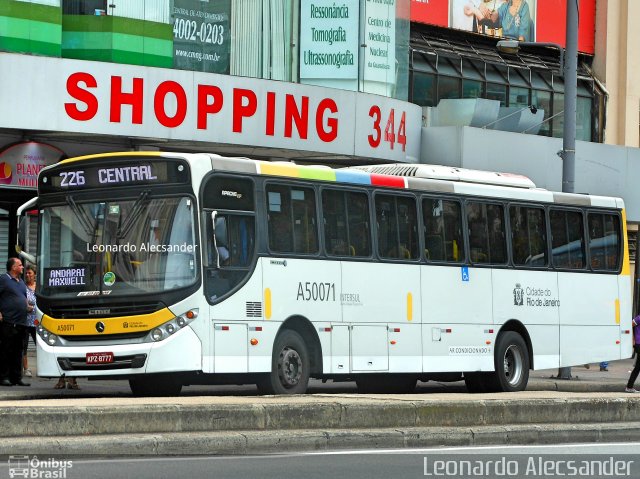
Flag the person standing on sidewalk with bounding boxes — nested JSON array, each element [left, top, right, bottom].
[[0, 258, 30, 386], [22, 265, 37, 378], [626, 315, 640, 393]]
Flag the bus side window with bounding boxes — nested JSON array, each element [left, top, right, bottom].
[[347, 191, 371, 257], [322, 189, 349, 256], [423, 197, 464, 263], [267, 187, 293, 253], [291, 188, 318, 254], [550, 209, 585, 269], [376, 194, 418, 260], [466, 201, 507, 265], [510, 205, 547, 267], [211, 214, 254, 268], [588, 212, 621, 271], [323, 189, 371, 257], [267, 185, 318, 254]]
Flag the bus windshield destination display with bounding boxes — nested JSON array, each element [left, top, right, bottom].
[[63, 165, 157, 187], [39, 159, 189, 193]]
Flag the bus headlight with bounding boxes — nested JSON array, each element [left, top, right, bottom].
[[151, 328, 164, 342], [145, 309, 198, 343], [37, 324, 61, 346]]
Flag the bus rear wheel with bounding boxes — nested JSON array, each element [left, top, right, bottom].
[[129, 374, 183, 397], [493, 331, 530, 392], [257, 330, 310, 395]]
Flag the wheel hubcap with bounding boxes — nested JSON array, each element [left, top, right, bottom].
[[278, 347, 302, 388], [503, 345, 523, 387]]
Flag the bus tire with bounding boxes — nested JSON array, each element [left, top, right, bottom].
[[493, 331, 530, 392], [257, 329, 310, 395], [129, 374, 183, 397]]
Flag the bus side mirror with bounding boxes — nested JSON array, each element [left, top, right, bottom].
[[16, 198, 38, 265]]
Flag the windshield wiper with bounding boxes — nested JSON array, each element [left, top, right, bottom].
[[66, 196, 97, 238], [117, 190, 150, 239]]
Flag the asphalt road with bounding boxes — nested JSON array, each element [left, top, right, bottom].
[[7, 443, 639, 479]]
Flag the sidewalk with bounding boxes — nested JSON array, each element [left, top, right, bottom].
[[527, 357, 634, 393]]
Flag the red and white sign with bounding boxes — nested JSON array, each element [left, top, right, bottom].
[[0, 53, 421, 163], [0, 141, 65, 189]]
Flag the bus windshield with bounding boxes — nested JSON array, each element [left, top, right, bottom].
[[38, 195, 198, 298]]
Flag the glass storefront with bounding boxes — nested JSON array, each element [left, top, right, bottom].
[[409, 26, 597, 141]]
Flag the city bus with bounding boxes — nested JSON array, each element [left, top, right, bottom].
[[18, 152, 632, 396]]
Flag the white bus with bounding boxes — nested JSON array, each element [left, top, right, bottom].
[[19, 152, 632, 395]]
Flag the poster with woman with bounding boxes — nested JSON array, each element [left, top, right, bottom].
[[451, 0, 536, 42]]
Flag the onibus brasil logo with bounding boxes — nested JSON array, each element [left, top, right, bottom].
[[8, 455, 73, 478]]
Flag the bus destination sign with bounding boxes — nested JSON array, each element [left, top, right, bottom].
[[39, 158, 190, 193]]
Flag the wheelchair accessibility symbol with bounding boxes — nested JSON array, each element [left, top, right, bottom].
[[461, 266, 470, 282]]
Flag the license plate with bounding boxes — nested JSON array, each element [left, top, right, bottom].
[[86, 352, 114, 364]]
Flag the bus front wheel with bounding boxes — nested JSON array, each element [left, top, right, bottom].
[[257, 330, 310, 395]]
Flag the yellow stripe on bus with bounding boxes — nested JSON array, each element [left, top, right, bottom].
[[259, 162, 299, 179], [616, 299, 620, 325], [621, 209, 630, 276], [59, 151, 162, 165], [407, 292, 413, 321], [41, 308, 174, 335], [264, 288, 272, 319]]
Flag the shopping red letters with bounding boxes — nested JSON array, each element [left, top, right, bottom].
[[64, 73, 340, 143], [64, 72, 98, 121], [316, 98, 338, 142], [110, 76, 143, 124], [197, 85, 224, 130], [232, 88, 257, 133], [154, 81, 187, 128]]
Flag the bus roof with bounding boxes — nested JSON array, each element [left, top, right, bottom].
[[42, 152, 623, 209]]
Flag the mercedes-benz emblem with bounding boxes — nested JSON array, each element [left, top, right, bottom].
[[96, 322, 105, 333]]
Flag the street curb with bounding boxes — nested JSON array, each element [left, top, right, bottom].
[[1, 397, 640, 439], [4, 422, 640, 455], [527, 380, 627, 393]]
